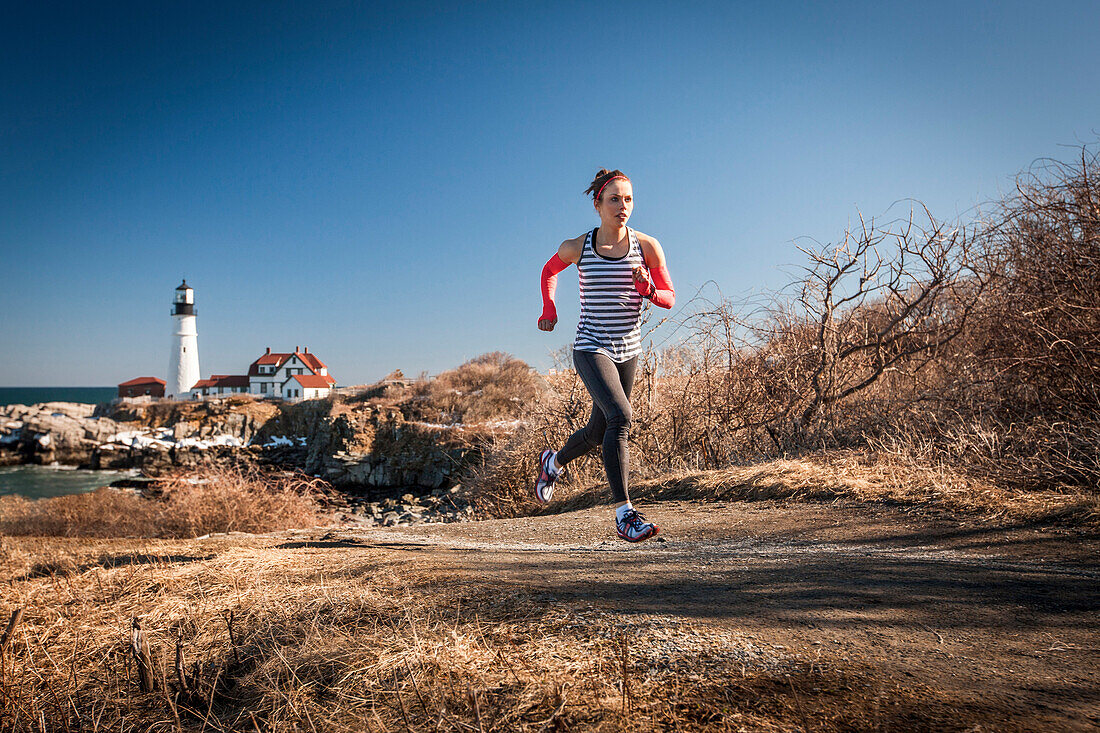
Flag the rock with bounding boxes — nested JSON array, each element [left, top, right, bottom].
[[173, 421, 199, 440], [37, 402, 97, 419], [0, 402, 123, 464]]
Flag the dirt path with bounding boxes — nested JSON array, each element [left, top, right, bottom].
[[298, 499, 1100, 730]]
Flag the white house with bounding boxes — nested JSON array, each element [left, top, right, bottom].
[[189, 347, 335, 401], [247, 347, 336, 400]]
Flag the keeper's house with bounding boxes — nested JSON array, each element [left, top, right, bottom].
[[190, 375, 250, 397], [189, 347, 335, 401]]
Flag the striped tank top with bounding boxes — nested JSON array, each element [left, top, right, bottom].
[[573, 227, 646, 362]]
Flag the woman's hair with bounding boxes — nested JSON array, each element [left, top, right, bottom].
[[585, 168, 630, 202]]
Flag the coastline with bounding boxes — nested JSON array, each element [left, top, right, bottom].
[[0, 463, 140, 500], [0, 386, 116, 407]]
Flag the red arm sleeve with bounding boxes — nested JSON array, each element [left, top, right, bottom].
[[540, 253, 571, 323], [646, 264, 675, 309]]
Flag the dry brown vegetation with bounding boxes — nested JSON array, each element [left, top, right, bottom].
[[414, 352, 545, 424], [549, 451, 1099, 526], [0, 467, 324, 539], [0, 533, 998, 732]]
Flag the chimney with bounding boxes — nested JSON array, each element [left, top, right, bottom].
[[304, 346, 308, 353], [266, 347, 271, 354], [295, 345, 299, 353]]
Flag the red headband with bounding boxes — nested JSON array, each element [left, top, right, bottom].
[[594, 175, 629, 202]]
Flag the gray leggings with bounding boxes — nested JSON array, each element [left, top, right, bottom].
[[556, 350, 638, 504]]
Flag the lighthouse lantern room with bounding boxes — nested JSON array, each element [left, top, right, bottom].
[[168, 280, 200, 398]]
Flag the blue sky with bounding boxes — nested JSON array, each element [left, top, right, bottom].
[[2, 1, 1097, 386]]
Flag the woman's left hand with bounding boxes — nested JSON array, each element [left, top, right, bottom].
[[632, 265, 654, 297]]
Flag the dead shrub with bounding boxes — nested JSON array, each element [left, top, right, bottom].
[[427, 351, 544, 423], [465, 369, 608, 517], [0, 466, 324, 538], [949, 148, 1100, 486]]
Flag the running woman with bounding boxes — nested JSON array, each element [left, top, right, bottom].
[[535, 169, 676, 542]]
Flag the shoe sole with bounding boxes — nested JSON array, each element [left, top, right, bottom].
[[533, 449, 554, 505], [617, 524, 660, 543]]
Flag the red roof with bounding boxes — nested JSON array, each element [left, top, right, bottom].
[[193, 375, 249, 389], [289, 374, 336, 388], [298, 352, 328, 371], [248, 349, 328, 376], [248, 352, 293, 376], [118, 377, 166, 387]]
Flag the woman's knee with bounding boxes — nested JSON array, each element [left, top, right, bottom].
[[606, 404, 632, 433]]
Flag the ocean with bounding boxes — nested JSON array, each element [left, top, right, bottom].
[[0, 464, 139, 500], [0, 387, 124, 499], [0, 386, 117, 407]]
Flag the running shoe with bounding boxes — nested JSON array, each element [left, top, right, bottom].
[[533, 449, 560, 505], [616, 509, 660, 542]]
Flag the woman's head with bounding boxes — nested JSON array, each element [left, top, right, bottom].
[[585, 168, 633, 225]]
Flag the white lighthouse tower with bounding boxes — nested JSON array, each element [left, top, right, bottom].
[[167, 280, 200, 399]]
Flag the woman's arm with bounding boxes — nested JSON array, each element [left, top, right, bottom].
[[633, 234, 676, 309], [538, 237, 584, 331]]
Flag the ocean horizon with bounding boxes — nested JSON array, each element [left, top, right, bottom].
[[0, 386, 118, 407]]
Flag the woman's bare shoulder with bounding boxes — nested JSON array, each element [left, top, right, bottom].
[[557, 232, 588, 263], [632, 230, 666, 262]]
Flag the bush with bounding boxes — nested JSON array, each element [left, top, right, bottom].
[[0, 467, 324, 538], [427, 352, 542, 423]]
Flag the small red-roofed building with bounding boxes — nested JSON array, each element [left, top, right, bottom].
[[284, 373, 337, 401], [118, 377, 166, 399], [189, 374, 251, 399]]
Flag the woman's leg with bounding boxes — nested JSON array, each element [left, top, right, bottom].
[[558, 350, 637, 504]]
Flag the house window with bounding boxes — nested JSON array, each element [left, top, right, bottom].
[[260, 383, 267, 393]]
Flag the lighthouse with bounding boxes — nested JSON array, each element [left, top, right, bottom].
[[167, 280, 200, 398]]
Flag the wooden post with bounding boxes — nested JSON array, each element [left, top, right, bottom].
[[0, 608, 22, 657], [174, 630, 189, 695], [131, 618, 155, 692]]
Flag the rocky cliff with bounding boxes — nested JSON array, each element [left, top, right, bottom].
[[0, 397, 502, 497]]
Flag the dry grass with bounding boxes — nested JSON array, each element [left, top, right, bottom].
[[533, 452, 1100, 527], [0, 533, 992, 732], [0, 466, 325, 539]]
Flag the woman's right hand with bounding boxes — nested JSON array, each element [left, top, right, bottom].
[[538, 317, 557, 331]]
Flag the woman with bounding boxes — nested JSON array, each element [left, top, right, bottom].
[[535, 169, 676, 542]]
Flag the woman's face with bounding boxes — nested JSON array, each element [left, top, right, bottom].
[[595, 178, 633, 226]]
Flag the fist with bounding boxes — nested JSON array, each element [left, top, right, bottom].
[[632, 265, 654, 297], [538, 317, 556, 331]]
